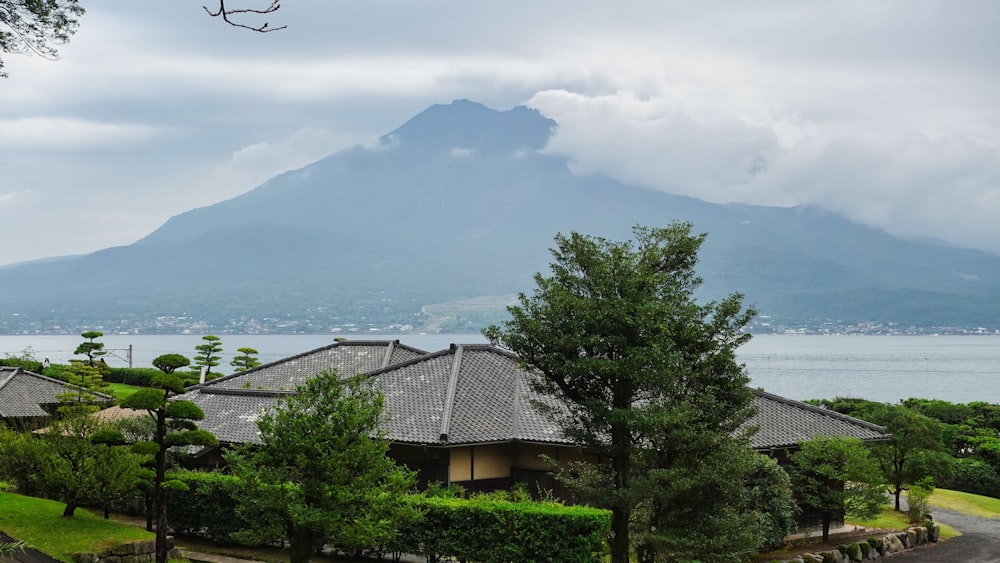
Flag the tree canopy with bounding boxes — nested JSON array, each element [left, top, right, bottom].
[[788, 436, 886, 543], [484, 222, 762, 563], [225, 370, 416, 563]]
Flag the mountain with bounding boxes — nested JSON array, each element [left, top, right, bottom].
[[3, 99, 1000, 335]]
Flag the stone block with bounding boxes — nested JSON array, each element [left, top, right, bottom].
[[884, 533, 905, 554], [72, 553, 97, 563], [928, 523, 940, 542]]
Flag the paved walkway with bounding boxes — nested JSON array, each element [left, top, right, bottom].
[[890, 508, 1000, 562]]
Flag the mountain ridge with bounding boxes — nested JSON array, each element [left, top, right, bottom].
[[2, 99, 999, 334]]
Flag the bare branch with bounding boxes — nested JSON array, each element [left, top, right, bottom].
[[203, 0, 287, 33]]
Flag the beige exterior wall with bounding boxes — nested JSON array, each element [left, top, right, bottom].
[[447, 443, 592, 483], [448, 444, 515, 482]]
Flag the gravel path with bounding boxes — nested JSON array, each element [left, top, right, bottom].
[[889, 508, 1000, 562]]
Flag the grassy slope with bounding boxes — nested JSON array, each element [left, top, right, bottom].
[[929, 488, 1000, 519], [0, 492, 153, 562]]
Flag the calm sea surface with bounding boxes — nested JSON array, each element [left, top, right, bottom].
[[2, 334, 998, 404]]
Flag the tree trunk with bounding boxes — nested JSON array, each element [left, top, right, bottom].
[[155, 408, 169, 563], [894, 488, 902, 512], [821, 511, 831, 543], [104, 503, 111, 520], [145, 494, 153, 531], [62, 501, 77, 517], [290, 527, 315, 563]]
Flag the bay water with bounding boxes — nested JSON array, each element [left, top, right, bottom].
[[2, 334, 998, 404]]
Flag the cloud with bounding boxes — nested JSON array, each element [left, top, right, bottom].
[[530, 88, 1000, 255], [0, 117, 160, 149]]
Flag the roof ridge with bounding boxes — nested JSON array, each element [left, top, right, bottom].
[[511, 367, 523, 440], [0, 367, 19, 392], [365, 345, 454, 378], [438, 345, 464, 442], [755, 390, 887, 434], [200, 387, 296, 398]]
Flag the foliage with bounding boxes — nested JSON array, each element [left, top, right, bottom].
[[39, 413, 132, 517], [629, 421, 797, 562], [906, 477, 934, 523], [74, 330, 107, 367], [484, 222, 757, 563], [746, 454, 800, 551], [0, 0, 84, 78], [57, 361, 111, 415], [150, 353, 190, 374], [395, 495, 611, 562], [165, 471, 251, 543], [788, 436, 887, 543], [863, 404, 948, 511], [0, 425, 53, 497], [119, 353, 217, 563], [230, 346, 261, 371], [225, 370, 416, 563], [0, 491, 153, 561], [937, 457, 1000, 499], [193, 335, 223, 378], [105, 367, 162, 386]]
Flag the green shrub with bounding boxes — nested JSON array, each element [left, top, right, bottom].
[[165, 471, 249, 543], [0, 358, 43, 373], [938, 458, 1000, 498], [395, 495, 610, 562], [105, 367, 161, 387]]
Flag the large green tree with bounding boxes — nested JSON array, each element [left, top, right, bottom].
[[865, 405, 948, 512], [788, 436, 886, 543], [484, 223, 758, 563], [120, 353, 217, 563], [225, 370, 416, 563], [40, 414, 138, 518]]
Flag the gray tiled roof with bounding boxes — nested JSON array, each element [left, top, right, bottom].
[[182, 341, 888, 450], [371, 344, 571, 446], [0, 367, 112, 418], [748, 391, 888, 450], [187, 340, 427, 393], [178, 340, 426, 444]]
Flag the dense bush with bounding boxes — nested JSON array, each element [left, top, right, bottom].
[[165, 471, 252, 543], [160, 472, 610, 560], [394, 495, 611, 562], [0, 357, 43, 373], [937, 458, 1000, 499], [105, 367, 161, 387]]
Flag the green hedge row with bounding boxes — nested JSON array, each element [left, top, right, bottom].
[[164, 471, 611, 561], [391, 495, 610, 562], [105, 367, 163, 386]]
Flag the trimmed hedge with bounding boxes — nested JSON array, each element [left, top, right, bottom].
[[165, 471, 254, 544], [106, 367, 162, 387], [161, 471, 611, 561], [393, 495, 610, 562]]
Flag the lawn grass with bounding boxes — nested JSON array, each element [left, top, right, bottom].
[[0, 492, 153, 562], [848, 506, 960, 540], [106, 382, 143, 401], [930, 488, 1000, 519]]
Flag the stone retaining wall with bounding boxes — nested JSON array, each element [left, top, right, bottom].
[[774, 524, 940, 563], [71, 539, 180, 563]]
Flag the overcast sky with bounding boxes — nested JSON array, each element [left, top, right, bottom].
[[2, 1, 999, 266]]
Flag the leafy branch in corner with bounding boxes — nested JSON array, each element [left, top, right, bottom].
[[203, 0, 286, 32]]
